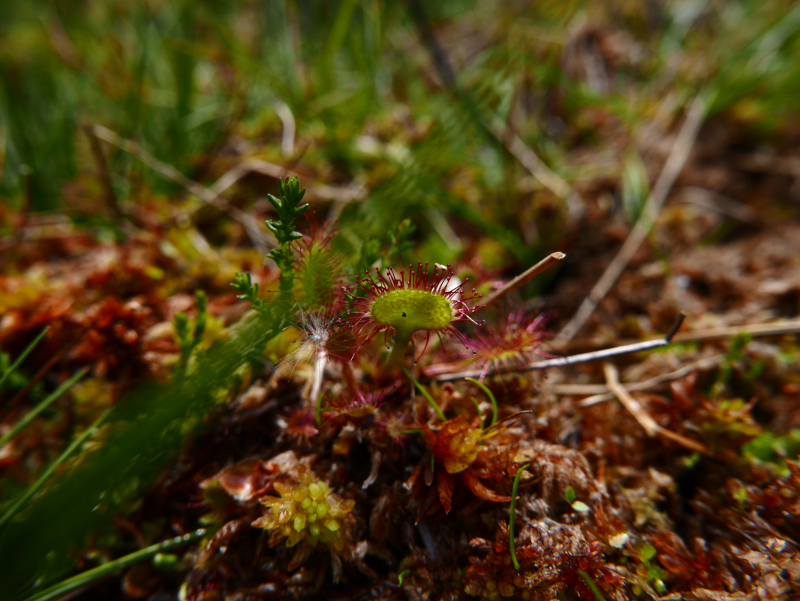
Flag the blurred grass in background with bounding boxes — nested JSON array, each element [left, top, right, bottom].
[[3, 0, 800, 263], [2, 2, 800, 597]]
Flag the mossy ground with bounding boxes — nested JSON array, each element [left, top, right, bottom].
[[2, 1, 800, 600]]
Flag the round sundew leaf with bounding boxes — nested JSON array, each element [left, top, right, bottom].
[[370, 289, 454, 333]]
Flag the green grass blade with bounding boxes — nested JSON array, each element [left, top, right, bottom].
[[465, 377, 498, 427], [401, 365, 445, 421], [578, 569, 607, 601], [0, 327, 49, 394], [0, 368, 88, 451], [509, 463, 529, 571], [21, 528, 208, 601], [0, 407, 112, 532]]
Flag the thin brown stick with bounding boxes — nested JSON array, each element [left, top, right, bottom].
[[603, 363, 707, 454], [481, 252, 566, 309], [557, 94, 707, 342], [90, 125, 270, 251], [573, 354, 724, 406], [672, 319, 800, 344]]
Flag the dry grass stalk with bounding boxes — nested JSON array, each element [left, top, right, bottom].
[[557, 94, 707, 342], [603, 362, 707, 454], [480, 252, 566, 309]]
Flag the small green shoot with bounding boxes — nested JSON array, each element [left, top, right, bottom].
[[386, 218, 416, 264], [509, 463, 529, 570], [636, 543, 667, 594], [397, 569, 411, 586], [465, 377, 498, 427], [315, 391, 325, 426], [578, 569, 607, 601], [174, 291, 209, 378], [711, 332, 751, 398], [565, 486, 590, 513], [621, 150, 649, 226], [265, 176, 308, 246], [354, 238, 382, 275], [231, 272, 267, 313], [401, 365, 445, 421], [265, 176, 309, 291]]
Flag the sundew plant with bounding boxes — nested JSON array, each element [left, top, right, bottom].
[[4, 2, 800, 599]]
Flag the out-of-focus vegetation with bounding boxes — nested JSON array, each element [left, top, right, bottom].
[[2, 1, 800, 600]]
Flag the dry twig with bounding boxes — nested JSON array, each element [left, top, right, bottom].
[[603, 363, 707, 454], [481, 252, 566, 309], [573, 354, 724, 406], [208, 157, 365, 203], [90, 124, 271, 252], [557, 94, 707, 341]]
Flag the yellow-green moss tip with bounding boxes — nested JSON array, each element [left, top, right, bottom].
[[253, 465, 355, 552]]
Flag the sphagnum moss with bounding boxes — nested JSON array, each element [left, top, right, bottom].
[[252, 465, 355, 553]]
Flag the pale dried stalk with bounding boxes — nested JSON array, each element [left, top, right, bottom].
[[208, 157, 366, 203], [551, 318, 800, 353], [672, 319, 800, 344], [573, 354, 724, 406], [481, 252, 566, 309], [603, 363, 707, 454], [90, 124, 270, 252], [558, 94, 707, 342]]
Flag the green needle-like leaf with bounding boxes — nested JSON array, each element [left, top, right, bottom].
[[21, 529, 208, 601], [0, 408, 113, 532], [0, 368, 88, 451], [0, 328, 49, 395]]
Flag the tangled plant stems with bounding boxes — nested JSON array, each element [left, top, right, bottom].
[[342, 263, 484, 364]]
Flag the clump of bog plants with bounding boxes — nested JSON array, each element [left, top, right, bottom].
[[13, 175, 800, 601], [253, 465, 356, 568]]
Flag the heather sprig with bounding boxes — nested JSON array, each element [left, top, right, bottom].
[[231, 272, 268, 313], [265, 176, 309, 294]]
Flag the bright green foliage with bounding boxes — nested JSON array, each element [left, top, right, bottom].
[[231, 272, 268, 314], [743, 429, 800, 475], [266, 177, 309, 291]]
